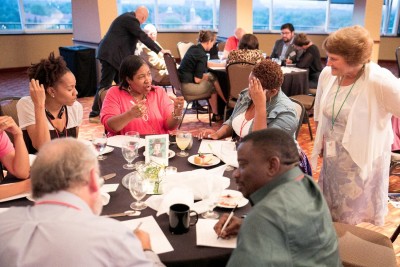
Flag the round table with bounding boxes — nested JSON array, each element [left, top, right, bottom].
[[0, 136, 250, 267]]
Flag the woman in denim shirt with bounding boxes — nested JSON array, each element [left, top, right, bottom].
[[199, 60, 312, 175]]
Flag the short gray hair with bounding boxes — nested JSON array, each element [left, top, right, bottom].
[[31, 138, 98, 198]]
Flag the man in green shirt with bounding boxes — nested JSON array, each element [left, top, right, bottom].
[[214, 128, 342, 266]]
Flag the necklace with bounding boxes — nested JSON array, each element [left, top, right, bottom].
[[45, 105, 66, 120], [46, 106, 69, 138], [239, 104, 255, 138]]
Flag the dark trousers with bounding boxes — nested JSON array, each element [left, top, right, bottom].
[[90, 60, 120, 117]]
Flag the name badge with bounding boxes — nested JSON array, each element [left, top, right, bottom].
[[325, 140, 336, 158]]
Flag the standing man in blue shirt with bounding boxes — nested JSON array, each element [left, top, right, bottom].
[[214, 128, 342, 267]]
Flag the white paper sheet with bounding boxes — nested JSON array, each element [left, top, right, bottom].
[[0, 208, 10, 214], [196, 219, 237, 248], [121, 216, 174, 254], [107, 135, 145, 148], [100, 184, 119, 193]]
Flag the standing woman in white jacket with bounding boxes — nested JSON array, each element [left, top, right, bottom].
[[312, 25, 400, 226]]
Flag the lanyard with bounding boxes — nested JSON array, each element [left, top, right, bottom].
[[331, 79, 358, 130], [35, 200, 81, 210], [239, 117, 251, 138]]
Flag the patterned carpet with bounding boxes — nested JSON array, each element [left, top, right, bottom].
[[1, 69, 399, 264]]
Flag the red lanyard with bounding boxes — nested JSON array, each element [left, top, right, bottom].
[[239, 118, 251, 138], [35, 200, 81, 210]]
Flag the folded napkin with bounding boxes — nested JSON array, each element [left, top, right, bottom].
[[146, 165, 230, 216], [146, 187, 194, 216], [199, 140, 238, 168], [160, 165, 230, 200]]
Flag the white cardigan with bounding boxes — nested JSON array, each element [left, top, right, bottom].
[[312, 62, 400, 180]]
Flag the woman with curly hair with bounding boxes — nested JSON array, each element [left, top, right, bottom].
[[17, 52, 83, 154], [198, 60, 312, 175]]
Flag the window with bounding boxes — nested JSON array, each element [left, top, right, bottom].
[[382, 0, 400, 35], [0, 0, 72, 33], [253, 0, 353, 33], [118, 0, 219, 31]]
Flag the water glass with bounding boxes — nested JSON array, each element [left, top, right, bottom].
[[201, 191, 220, 219], [218, 51, 224, 61], [122, 140, 138, 170], [176, 131, 192, 157], [128, 172, 148, 210], [92, 132, 107, 160]]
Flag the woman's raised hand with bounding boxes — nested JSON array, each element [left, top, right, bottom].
[[0, 116, 22, 136], [248, 77, 266, 108], [29, 79, 46, 109]]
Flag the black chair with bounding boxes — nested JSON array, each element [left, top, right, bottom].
[[163, 53, 211, 128]]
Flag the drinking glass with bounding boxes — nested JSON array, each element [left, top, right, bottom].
[[128, 172, 148, 210], [92, 132, 107, 160], [122, 140, 138, 170], [202, 191, 220, 219], [176, 131, 192, 157], [218, 51, 224, 62]]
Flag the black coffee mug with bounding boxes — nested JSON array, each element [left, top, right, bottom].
[[169, 203, 199, 234]]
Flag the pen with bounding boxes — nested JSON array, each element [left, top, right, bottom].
[[135, 222, 143, 231], [217, 204, 238, 239]]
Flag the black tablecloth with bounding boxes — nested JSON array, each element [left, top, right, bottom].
[[0, 137, 249, 267], [281, 70, 309, 96]]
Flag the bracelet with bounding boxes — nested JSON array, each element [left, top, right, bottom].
[[143, 248, 153, 252], [172, 111, 182, 120]]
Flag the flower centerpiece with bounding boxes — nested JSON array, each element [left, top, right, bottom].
[[137, 161, 165, 194]]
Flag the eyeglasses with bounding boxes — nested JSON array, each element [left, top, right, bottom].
[[281, 31, 292, 35]]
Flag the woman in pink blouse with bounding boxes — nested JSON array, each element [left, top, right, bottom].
[[101, 55, 184, 135]]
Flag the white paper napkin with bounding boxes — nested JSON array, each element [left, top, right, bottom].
[[149, 187, 195, 216], [160, 166, 230, 200], [200, 140, 238, 168]]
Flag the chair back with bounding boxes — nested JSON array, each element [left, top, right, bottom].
[[0, 97, 21, 143], [289, 97, 305, 140], [395, 47, 400, 76], [177, 42, 194, 60], [226, 62, 255, 100], [164, 53, 182, 93], [217, 41, 226, 52], [334, 222, 397, 267]]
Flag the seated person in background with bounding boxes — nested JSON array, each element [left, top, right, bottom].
[[223, 27, 246, 59], [199, 60, 311, 175], [178, 30, 227, 122], [0, 116, 30, 199], [214, 128, 341, 266], [226, 33, 264, 66], [0, 138, 165, 267], [17, 52, 83, 154], [101, 55, 184, 136], [392, 116, 400, 151], [290, 33, 323, 89], [271, 23, 298, 63], [137, 24, 170, 85]]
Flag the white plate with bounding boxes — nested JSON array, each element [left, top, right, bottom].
[[217, 189, 249, 208], [143, 149, 175, 159], [188, 154, 221, 167], [102, 146, 114, 154]]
